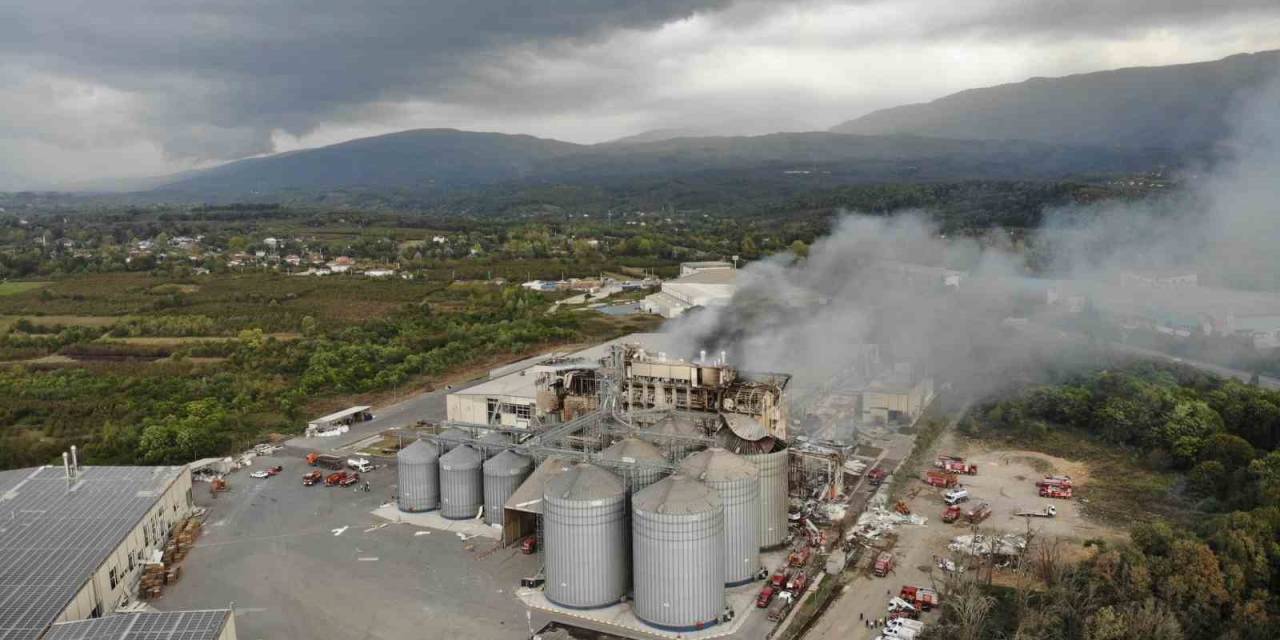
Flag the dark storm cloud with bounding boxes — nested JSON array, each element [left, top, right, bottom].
[[933, 0, 1280, 38], [0, 1, 731, 159], [2, 0, 1280, 188]]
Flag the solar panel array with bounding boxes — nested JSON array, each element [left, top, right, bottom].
[[43, 610, 230, 640], [0, 466, 185, 640]]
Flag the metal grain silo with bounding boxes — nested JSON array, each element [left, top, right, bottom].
[[599, 437, 667, 493], [642, 414, 704, 462], [477, 430, 513, 458], [678, 448, 760, 585], [718, 432, 790, 550], [482, 449, 532, 526], [632, 474, 725, 631], [744, 446, 789, 549], [435, 427, 471, 453], [543, 464, 629, 608], [396, 439, 440, 512], [439, 444, 483, 520]]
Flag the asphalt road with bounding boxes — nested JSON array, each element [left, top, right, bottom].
[[285, 378, 489, 452], [158, 455, 539, 640]]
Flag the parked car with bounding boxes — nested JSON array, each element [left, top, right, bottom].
[[249, 470, 271, 479]]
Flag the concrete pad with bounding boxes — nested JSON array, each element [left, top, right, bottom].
[[371, 503, 501, 540]]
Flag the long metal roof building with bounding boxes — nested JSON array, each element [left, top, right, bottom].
[[0, 465, 188, 640]]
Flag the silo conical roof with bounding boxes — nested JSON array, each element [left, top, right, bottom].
[[633, 473, 722, 515], [398, 438, 439, 463], [600, 437, 665, 464], [545, 463, 625, 501], [483, 449, 533, 477], [678, 447, 757, 483], [439, 443, 482, 470]]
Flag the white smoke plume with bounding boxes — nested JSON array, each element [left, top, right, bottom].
[[661, 64, 1280, 433]]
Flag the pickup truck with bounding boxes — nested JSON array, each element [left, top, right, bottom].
[[766, 593, 793, 621]]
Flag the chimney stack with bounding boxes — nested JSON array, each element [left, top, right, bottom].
[[63, 452, 71, 479], [70, 445, 79, 475]]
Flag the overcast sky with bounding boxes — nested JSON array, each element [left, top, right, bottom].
[[3, 0, 1280, 190]]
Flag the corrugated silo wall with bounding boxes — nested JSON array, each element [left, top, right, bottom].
[[745, 449, 789, 549], [543, 491, 630, 607], [705, 473, 760, 585], [439, 460, 483, 520], [482, 455, 532, 526], [632, 501, 725, 629], [397, 457, 439, 512]]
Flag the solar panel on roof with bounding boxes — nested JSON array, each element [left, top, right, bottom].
[[0, 466, 187, 640], [43, 610, 229, 640]]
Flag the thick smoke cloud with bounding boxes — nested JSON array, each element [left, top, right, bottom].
[[1036, 67, 1280, 290], [663, 65, 1280, 425]]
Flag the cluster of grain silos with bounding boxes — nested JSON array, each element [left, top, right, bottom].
[[482, 450, 532, 526], [396, 439, 440, 512], [598, 437, 667, 493], [542, 464, 630, 608], [678, 448, 760, 585], [632, 474, 725, 630]]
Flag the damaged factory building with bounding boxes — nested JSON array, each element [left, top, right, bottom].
[[418, 334, 896, 638]]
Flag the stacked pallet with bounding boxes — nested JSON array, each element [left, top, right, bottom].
[[139, 564, 166, 600], [140, 516, 203, 599]]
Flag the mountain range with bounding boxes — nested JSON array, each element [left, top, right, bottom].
[[832, 49, 1279, 150], [134, 50, 1280, 201]]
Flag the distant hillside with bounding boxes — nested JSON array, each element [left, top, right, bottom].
[[832, 50, 1280, 150], [608, 128, 711, 144], [152, 128, 1176, 201], [157, 129, 581, 195]]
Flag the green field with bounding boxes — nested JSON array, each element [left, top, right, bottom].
[[0, 281, 49, 296]]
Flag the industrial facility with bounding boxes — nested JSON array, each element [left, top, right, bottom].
[[390, 337, 835, 638], [0, 453, 236, 640], [642, 262, 737, 318]]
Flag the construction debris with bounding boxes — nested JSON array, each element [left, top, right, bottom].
[[948, 533, 1027, 558]]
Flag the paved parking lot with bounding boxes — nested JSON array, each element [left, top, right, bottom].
[[157, 454, 539, 640]]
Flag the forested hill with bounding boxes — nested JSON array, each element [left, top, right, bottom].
[[831, 50, 1280, 151], [148, 129, 1175, 201]]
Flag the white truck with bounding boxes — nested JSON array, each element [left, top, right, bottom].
[[1016, 505, 1057, 518], [347, 457, 374, 472], [883, 625, 919, 640], [943, 488, 970, 505], [888, 618, 924, 632]]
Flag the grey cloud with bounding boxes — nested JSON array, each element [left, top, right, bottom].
[[0, 1, 733, 160], [2, 0, 1280, 186]]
